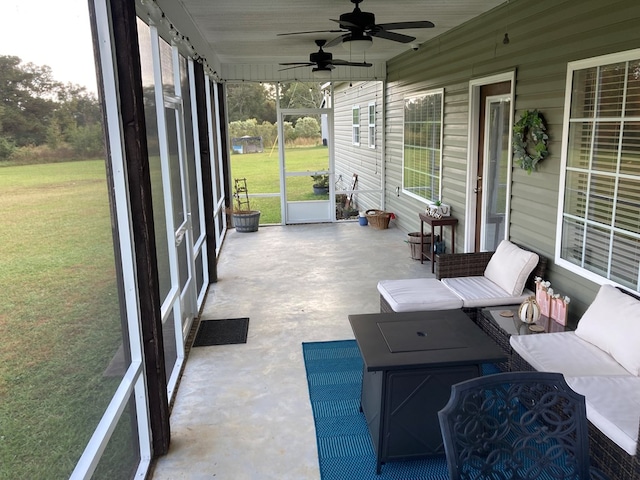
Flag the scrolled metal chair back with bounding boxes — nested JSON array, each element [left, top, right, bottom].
[[438, 371, 597, 480]]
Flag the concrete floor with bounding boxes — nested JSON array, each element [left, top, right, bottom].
[[151, 222, 434, 480]]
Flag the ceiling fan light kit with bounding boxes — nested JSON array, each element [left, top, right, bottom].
[[313, 67, 333, 78], [342, 34, 373, 52]]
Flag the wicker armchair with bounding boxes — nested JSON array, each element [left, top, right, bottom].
[[434, 245, 547, 321]]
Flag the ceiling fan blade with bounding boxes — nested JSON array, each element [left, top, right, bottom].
[[324, 35, 347, 49], [331, 59, 373, 67], [277, 29, 344, 36], [329, 18, 363, 29], [375, 21, 435, 30], [278, 65, 308, 72], [369, 29, 415, 43], [278, 62, 315, 66]]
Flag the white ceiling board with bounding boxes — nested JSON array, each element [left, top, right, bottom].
[[153, 0, 507, 81]]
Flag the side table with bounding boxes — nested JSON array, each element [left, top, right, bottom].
[[477, 305, 573, 371], [419, 212, 458, 273]]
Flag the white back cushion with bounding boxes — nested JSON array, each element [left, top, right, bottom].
[[575, 284, 640, 376], [483, 240, 539, 296]]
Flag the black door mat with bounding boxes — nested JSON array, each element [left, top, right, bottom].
[[193, 318, 249, 347]]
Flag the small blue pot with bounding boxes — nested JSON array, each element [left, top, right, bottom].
[[359, 216, 368, 226]]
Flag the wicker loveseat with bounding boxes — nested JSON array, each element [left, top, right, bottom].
[[434, 244, 547, 321], [378, 241, 547, 320], [510, 285, 640, 480]]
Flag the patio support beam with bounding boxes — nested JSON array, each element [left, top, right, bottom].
[[108, 0, 171, 456], [193, 63, 218, 282]]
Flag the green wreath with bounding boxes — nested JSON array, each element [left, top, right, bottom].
[[513, 109, 549, 174]]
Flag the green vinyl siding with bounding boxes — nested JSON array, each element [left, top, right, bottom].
[[383, 0, 640, 318]]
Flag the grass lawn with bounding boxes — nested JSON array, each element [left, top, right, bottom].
[[0, 160, 130, 479], [0, 144, 334, 477], [231, 144, 330, 224]]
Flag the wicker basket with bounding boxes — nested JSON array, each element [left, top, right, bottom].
[[366, 209, 391, 230]]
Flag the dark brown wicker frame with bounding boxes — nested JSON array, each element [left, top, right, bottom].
[[510, 349, 640, 479]]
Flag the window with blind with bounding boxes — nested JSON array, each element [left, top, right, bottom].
[[352, 106, 360, 145], [403, 90, 443, 203], [368, 102, 376, 148], [558, 49, 640, 290]]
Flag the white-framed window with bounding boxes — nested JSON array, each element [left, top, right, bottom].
[[368, 102, 376, 148], [352, 106, 360, 145], [402, 89, 444, 203], [557, 48, 640, 291]]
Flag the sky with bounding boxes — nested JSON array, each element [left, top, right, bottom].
[[0, 0, 98, 94]]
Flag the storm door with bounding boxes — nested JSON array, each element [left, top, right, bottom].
[[278, 108, 334, 224], [478, 94, 511, 251]]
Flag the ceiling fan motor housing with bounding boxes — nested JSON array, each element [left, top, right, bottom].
[[340, 10, 375, 30], [310, 50, 332, 64]]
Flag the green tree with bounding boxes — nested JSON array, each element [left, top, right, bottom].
[[278, 82, 324, 109], [226, 83, 276, 123], [0, 55, 103, 161], [0, 56, 60, 146], [294, 117, 321, 139]]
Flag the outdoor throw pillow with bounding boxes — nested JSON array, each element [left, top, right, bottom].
[[483, 240, 539, 296], [575, 284, 640, 376]]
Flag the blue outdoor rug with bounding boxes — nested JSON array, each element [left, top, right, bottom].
[[302, 339, 451, 480]]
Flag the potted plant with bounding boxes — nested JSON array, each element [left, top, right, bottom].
[[230, 178, 260, 232], [311, 174, 330, 195]]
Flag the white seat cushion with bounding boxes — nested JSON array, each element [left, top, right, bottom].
[[565, 375, 640, 455], [483, 240, 539, 296], [441, 276, 532, 308], [510, 332, 632, 376], [377, 278, 463, 312]]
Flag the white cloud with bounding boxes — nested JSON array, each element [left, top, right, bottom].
[[0, 0, 98, 93]]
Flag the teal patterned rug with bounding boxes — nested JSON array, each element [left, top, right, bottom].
[[302, 340, 451, 480]]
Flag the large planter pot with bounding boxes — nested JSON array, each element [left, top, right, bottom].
[[232, 211, 261, 232], [407, 232, 432, 260], [313, 185, 329, 195]]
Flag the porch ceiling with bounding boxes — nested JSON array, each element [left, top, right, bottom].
[[150, 0, 506, 82]]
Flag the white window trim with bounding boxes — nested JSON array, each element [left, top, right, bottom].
[[368, 102, 376, 149], [555, 47, 640, 289], [401, 88, 444, 204], [352, 105, 360, 146]]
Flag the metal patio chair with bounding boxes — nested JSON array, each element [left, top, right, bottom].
[[438, 371, 608, 480]]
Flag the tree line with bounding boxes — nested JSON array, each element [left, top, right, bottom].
[[226, 82, 326, 149], [0, 55, 103, 163], [0, 57, 328, 163]]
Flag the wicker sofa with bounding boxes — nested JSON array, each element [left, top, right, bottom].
[[510, 285, 640, 480]]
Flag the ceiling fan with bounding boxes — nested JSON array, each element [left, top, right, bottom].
[[278, 0, 435, 50], [279, 39, 373, 75]]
